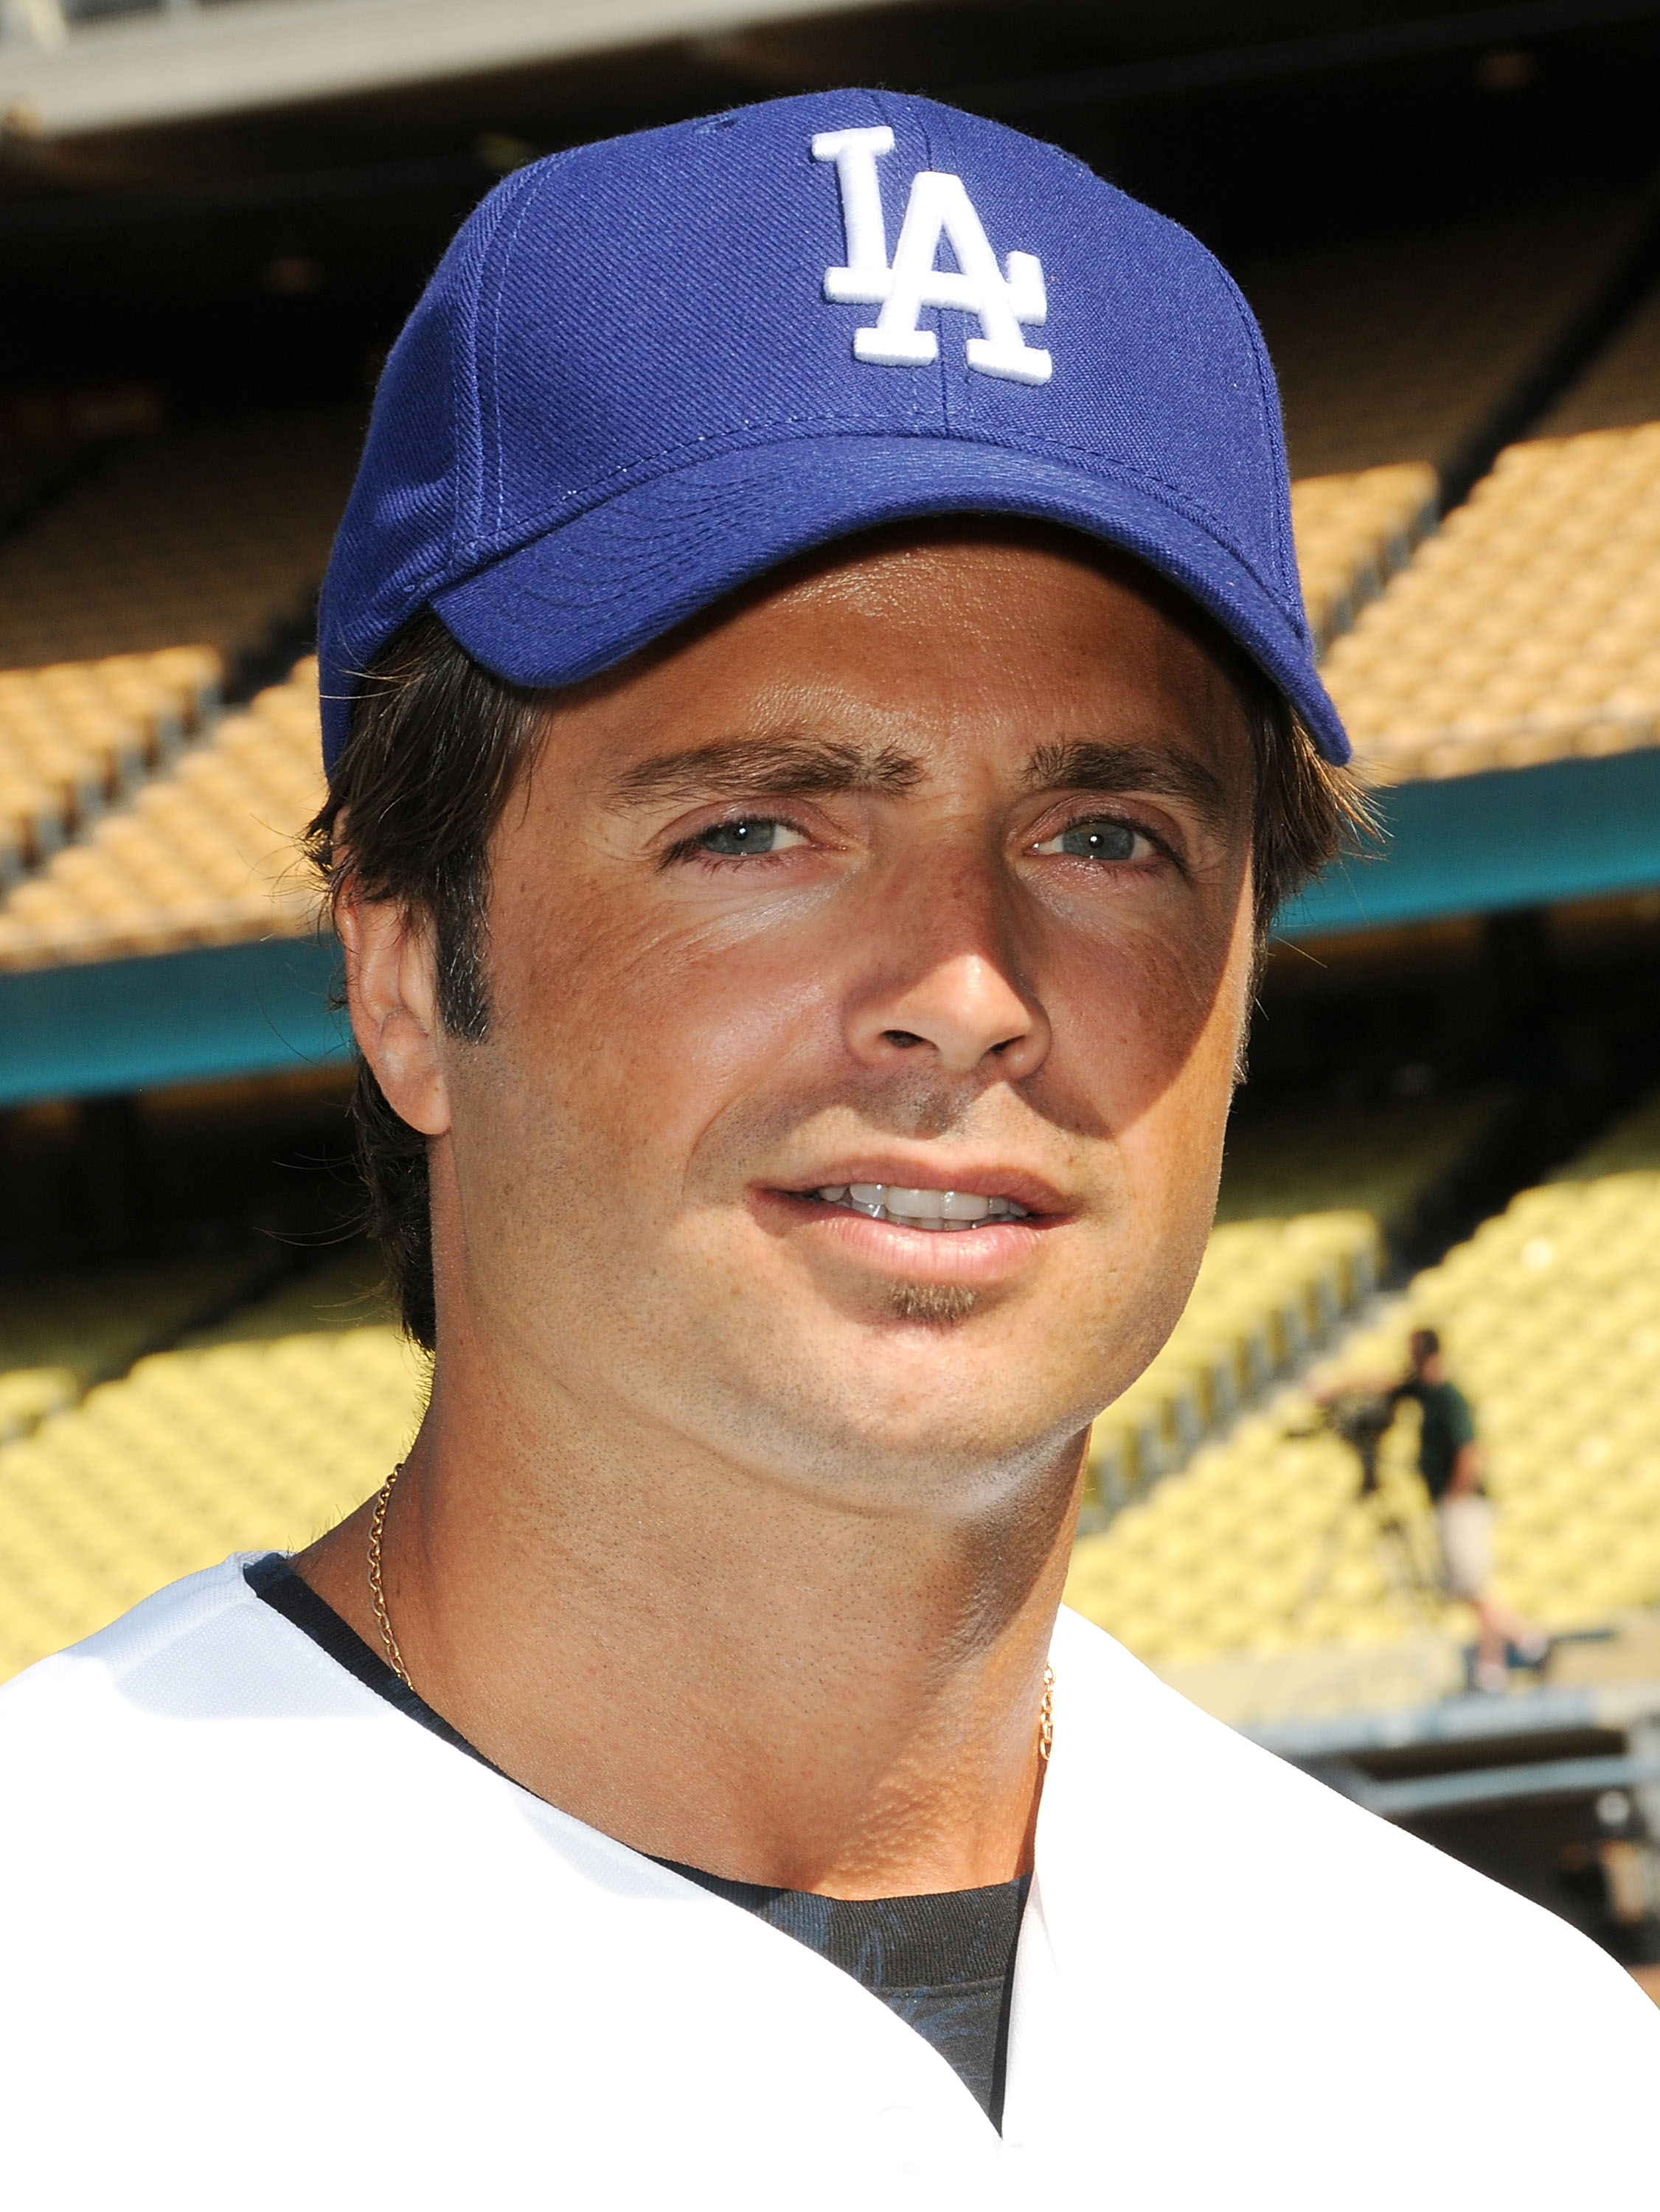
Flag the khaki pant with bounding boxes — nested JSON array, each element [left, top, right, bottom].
[[1437, 1495, 1495, 1601]]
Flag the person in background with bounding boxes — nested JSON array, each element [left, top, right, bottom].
[[1395, 1327, 1548, 1692]]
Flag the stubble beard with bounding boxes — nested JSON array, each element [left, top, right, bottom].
[[886, 1281, 980, 1326]]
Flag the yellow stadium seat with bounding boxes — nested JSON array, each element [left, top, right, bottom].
[[1327, 424, 1660, 782], [0, 656, 324, 969], [0, 1293, 424, 1680], [1068, 1088, 1660, 1672]]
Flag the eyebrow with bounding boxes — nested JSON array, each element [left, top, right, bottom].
[[1022, 740, 1235, 835], [611, 737, 925, 809]]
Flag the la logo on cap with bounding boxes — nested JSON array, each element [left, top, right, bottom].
[[812, 127, 1052, 386]]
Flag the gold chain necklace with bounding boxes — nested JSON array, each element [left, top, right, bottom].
[[367, 1462, 1056, 1761], [367, 1460, 413, 1688]]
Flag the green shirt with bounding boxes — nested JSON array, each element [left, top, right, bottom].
[[1392, 1377, 1476, 1503]]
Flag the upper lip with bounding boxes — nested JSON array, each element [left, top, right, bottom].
[[767, 1161, 1072, 1217]]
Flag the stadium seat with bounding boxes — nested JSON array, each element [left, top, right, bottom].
[[0, 1249, 281, 1423], [0, 410, 360, 675], [1243, 198, 1646, 481], [1249, 204, 1660, 729], [0, 1324, 424, 1682], [1216, 1091, 1507, 1245], [1290, 465, 1438, 655], [1069, 1087, 1660, 1671], [1086, 1212, 1382, 1511], [0, 407, 353, 910], [0, 1245, 415, 1683], [0, 655, 323, 967], [0, 646, 221, 888], [1081, 1092, 1506, 1515], [1534, 279, 1660, 439], [1324, 425, 1660, 782]]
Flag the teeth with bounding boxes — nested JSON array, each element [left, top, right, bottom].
[[940, 1192, 991, 1220], [886, 1186, 946, 1219], [810, 1183, 1032, 1228]]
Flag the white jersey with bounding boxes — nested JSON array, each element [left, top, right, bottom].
[[0, 1559, 1652, 2208]]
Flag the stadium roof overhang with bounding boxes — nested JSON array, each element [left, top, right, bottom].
[[8, 0, 1660, 143], [0, 0, 897, 139]]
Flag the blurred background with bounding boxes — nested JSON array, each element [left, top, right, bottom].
[[4, 0, 1660, 1987]]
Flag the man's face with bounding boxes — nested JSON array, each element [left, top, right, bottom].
[[426, 529, 1258, 1515]]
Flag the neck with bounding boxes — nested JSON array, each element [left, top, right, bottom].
[[297, 1347, 1082, 1897]]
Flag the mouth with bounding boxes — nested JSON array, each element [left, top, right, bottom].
[[800, 1183, 1033, 1231], [752, 1169, 1061, 1293]]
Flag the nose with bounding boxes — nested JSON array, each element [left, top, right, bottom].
[[847, 949, 1051, 1082]]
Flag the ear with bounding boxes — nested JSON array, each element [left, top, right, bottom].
[[336, 874, 452, 1138]]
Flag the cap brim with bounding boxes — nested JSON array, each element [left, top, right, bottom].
[[432, 436, 1349, 764]]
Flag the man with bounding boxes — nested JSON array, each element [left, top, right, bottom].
[[0, 93, 1652, 2207], [1395, 1325, 1549, 1691]]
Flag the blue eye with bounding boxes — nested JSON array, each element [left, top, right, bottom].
[[1035, 818, 1144, 862], [696, 818, 806, 857]]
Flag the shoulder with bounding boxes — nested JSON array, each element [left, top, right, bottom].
[[0, 1556, 395, 1790], [1036, 1610, 1659, 2188], [1049, 1606, 1549, 1931], [1045, 1605, 1659, 2028], [1, 1557, 260, 1717]]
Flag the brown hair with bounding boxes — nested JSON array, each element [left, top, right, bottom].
[[308, 600, 1369, 1352]]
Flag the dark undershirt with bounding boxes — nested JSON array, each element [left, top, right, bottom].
[[243, 1554, 1027, 2128]]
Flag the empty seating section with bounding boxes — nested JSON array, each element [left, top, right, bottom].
[[0, 1245, 416, 1682], [1290, 465, 1437, 655], [1243, 201, 1639, 660], [1325, 426, 1660, 783], [181, 1242, 393, 1346], [1083, 1093, 1504, 1509], [1535, 282, 1660, 438], [0, 1325, 424, 1683], [1244, 199, 1643, 481], [1216, 1090, 1504, 1242], [0, 656, 324, 967], [0, 406, 357, 956], [1087, 1213, 1379, 1509], [1068, 1089, 1660, 1671], [0, 647, 221, 887], [9, 226, 1660, 970], [0, 1079, 1654, 1688], [0, 1250, 282, 1443], [0, 410, 360, 673], [1297, 240, 1660, 787], [11, 212, 1660, 1696]]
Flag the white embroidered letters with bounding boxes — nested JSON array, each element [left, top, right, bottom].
[[813, 126, 895, 300], [810, 128, 1052, 386]]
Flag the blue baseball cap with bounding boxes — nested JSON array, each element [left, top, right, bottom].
[[318, 91, 1347, 770]]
